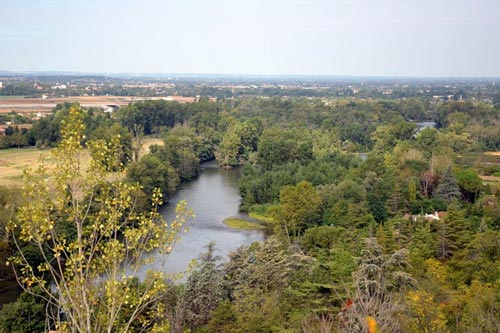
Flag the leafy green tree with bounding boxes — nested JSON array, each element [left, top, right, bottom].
[[257, 127, 313, 170], [479, 195, 500, 229], [90, 122, 133, 167], [319, 180, 374, 229], [127, 154, 180, 200], [153, 127, 201, 181], [372, 122, 416, 152], [454, 168, 482, 203], [459, 280, 500, 332], [312, 129, 341, 159], [8, 105, 193, 333], [204, 301, 237, 333], [363, 171, 390, 223], [275, 181, 322, 239], [216, 123, 242, 168], [415, 127, 439, 155], [0, 186, 22, 280]]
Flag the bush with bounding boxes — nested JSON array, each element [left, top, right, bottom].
[[0, 290, 46, 333]]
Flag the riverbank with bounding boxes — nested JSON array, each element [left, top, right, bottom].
[[223, 217, 266, 230], [152, 160, 266, 275]]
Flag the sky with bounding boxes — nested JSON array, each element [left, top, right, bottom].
[[1, 0, 500, 77]]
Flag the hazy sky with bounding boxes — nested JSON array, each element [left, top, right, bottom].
[[1, 0, 500, 76]]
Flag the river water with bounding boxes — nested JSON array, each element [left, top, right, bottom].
[[1, 160, 265, 307], [145, 160, 266, 276]]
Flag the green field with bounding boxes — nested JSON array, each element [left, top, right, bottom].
[[223, 217, 266, 230], [456, 152, 500, 168], [0, 96, 26, 100], [0, 137, 162, 187], [0, 148, 55, 186]]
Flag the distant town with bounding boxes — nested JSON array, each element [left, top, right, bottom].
[[0, 72, 498, 125]]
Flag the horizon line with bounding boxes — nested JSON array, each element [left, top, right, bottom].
[[1, 69, 499, 80]]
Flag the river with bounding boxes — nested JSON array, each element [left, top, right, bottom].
[[143, 160, 266, 276], [0, 160, 266, 307]]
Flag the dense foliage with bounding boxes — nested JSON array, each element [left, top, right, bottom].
[[1, 88, 500, 332]]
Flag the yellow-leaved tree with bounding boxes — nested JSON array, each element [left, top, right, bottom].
[[8, 104, 192, 333]]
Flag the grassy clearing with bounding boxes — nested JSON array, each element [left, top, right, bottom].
[[248, 212, 276, 223], [140, 137, 163, 158], [223, 217, 266, 230], [0, 148, 54, 187], [0, 137, 162, 187]]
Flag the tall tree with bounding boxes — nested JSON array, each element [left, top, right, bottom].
[[275, 181, 322, 239], [8, 104, 193, 333], [341, 238, 414, 333], [177, 242, 224, 332], [434, 166, 461, 204], [454, 168, 482, 203], [436, 202, 470, 259]]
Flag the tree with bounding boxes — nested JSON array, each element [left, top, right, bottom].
[[223, 237, 313, 332], [0, 186, 21, 280], [0, 289, 46, 333], [459, 280, 500, 332], [216, 124, 242, 168], [257, 127, 313, 170], [127, 154, 180, 201], [434, 167, 461, 204], [153, 128, 201, 181], [454, 168, 482, 203], [176, 242, 224, 331], [420, 170, 438, 198], [404, 290, 449, 333], [436, 202, 470, 259], [415, 127, 439, 155], [341, 238, 414, 333], [8, 104, 193, 333], [275, 181, 322, 239]]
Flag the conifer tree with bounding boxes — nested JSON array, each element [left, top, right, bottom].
[[436, 201, 470, 259], [434, 166, 461, 204]]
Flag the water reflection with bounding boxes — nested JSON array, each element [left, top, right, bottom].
[[145, 160, 265, 276]]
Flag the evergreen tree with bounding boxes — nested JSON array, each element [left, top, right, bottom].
[[342, 238, 415, 333], [436, 201, 470, 259], [0, 289, 46, 333], [177, 242, 224, 331], [434, 167, 461, 204]]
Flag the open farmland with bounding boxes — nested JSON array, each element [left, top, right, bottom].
[[0, 95, 197, 114]]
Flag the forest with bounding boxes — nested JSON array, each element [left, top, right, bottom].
[[1, 93, 500, 333]]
